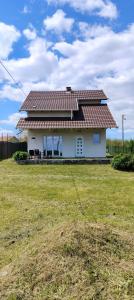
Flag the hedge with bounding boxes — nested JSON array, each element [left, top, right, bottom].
[[111, 154, 134, 171], [13, 151, 28, 161]]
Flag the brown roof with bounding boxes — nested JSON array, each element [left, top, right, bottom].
[[20, 90, 107, 111], [17, 105, 117, 129]]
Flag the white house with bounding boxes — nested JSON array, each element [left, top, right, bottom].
[[17, 87, 117, 158]]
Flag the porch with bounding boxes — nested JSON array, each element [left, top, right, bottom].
[[17, 157, 111, 165]]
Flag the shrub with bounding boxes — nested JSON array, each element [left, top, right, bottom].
[[13, 151, 28, 161], [130, 156, 134, 171], [111, 154, 134, 171], [129, 139, 134, 153], [106, 153, 113, 158]]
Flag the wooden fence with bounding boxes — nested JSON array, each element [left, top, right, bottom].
[[107, 145, 133, 155], [0, 142, 27, 160]]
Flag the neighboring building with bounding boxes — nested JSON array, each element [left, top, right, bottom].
[[17, 87, 117, 158]]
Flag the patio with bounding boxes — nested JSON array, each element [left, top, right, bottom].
[[17, 157, 111, 165]]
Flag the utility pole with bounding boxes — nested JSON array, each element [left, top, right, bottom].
[[122, 114, 126, 152]]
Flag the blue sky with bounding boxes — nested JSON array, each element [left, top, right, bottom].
[[0, 0, 134, 139]]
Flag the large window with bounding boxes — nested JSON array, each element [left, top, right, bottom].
[[93, 133, 101, 144], [44, 136, 63, 157]]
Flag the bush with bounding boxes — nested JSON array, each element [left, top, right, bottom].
[[130, 156, 134, 171], [13, 151, 28, 161], [106, 153, 113, 158], [129, 139, 134, 153], [111, 154, 134, 171]]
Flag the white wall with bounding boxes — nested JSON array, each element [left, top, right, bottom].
[[27, 129, 106, 158], [28, 130, 44, 153]]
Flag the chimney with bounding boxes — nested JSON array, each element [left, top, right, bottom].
[[66, 86, 72, 92]]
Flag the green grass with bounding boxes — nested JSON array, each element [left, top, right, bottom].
[[0, 159, 134, 299]]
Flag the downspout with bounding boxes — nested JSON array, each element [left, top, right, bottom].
[[71, 110, 73, 120]]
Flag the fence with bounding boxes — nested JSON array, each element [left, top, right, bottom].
[[107, 145, 133, 155], [0, 142, 27, 160], [0, 142, 133, 159]]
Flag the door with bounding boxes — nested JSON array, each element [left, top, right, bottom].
[[53, 136, 62, 157], [44, 136, 63, 157], [76, 137, 84, 157]]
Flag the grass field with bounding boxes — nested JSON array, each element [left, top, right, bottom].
[[0, 159, 134, 299]]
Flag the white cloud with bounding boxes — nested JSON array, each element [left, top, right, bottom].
[[0, 85, 24, 102], [51, 24, 134, 132], [23, 27, 37, 40], [0, 23, 134, 136], [48, 0, 118, 19], [1, 37, 58, 86], [44, 9, 74, 35], [79, 22, 111, 39], [98, 0, 117, 19], [21, 5, 31, 14], [0, 22, 20, 59], [0, 127, 13, 135], [0, 112, 26, 126]]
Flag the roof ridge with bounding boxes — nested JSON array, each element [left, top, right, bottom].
[[30, 89, 104, 93]]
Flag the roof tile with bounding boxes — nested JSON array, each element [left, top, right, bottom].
[[20, 90, 107, 111], [17, 105, 117, 129]]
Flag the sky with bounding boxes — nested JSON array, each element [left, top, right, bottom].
[[0, 0, 134, 139]]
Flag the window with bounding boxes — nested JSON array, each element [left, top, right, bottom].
[[93, 133, 101, 144], [44, 136, 63, 157], [53, 136, 62, 156]]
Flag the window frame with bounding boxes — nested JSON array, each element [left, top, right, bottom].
[[44, 136, 63, 157], [92, 132, 101, 144]]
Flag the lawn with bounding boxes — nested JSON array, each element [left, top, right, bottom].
[[0, 159, 134, 299]]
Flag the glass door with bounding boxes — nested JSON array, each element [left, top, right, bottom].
[[53, 136, 62, 156], [46, 136, 53, 157], [44, 136, 63, 157]]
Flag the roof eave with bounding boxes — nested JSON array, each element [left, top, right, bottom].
[[20, 108, 79, 112], [17, 124, 118, 130]]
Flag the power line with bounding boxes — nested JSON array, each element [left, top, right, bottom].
[[0, 59, 26, 97]]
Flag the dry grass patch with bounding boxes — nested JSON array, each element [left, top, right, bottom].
[[0, 222, 134, 300]]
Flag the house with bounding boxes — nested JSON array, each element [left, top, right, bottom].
[[17, 87, 117, 158]]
